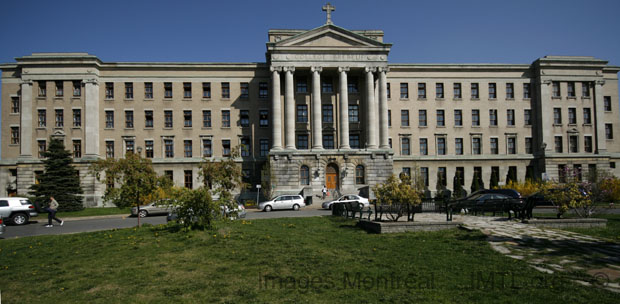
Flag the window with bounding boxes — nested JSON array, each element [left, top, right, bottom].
[[184, 140, 193, 157], [164, 110, 173, 128], [524, 109, 532, 126], [145, 82, 153, 99], [488, 83, 496, 99], [240, 82, 249, 98], [611, 162, 616, 169], [348, 77, 358, 93], [297, 135, 308, 150], [455, 167, 465, 186], [55, 109, 64, 128], [506, 83, 514, 99], [419, 138, 427, 155], [202, 139, 212, 157], [418, 83, 426, 99], [489, 109, 498, 126], [203, 82, 211, 98], [164, 171, 173, 182], [471, 83, 479, 99], [453, 83, 462, 99], [55, 81, 64, 97], [259, 110, 269, 127], [606, 124, 613, 139], [350, 134, 360, 149], [241, 137, 251, 157], [296, 105, 308, 123], [296, 77, 308, 93], [507, 137, 516, 154], [125, 139, 134, 154], [73, 109, 81, 127], [569, 135, 578, 153], [555, 136, 563, 153], [349, 105, 359, 122], [525, 137, 533, 154], [260, 139, 269, 157], [454, 110, 462, 126], [401, 137, 410, 155], [472, 109, 480, 126], [401, 110, 410, 127], [420, 167, 429, 187], [73, 140, 81, 158], [164, 139, 174, 158], [221, 110, 230, 128], [553, 108, 562, 124], [387, 83, 391, 99], [38, 140, 46, 158], [145, 110, 153, 128], [323, 134, 334, 149], [203, 110, 211, 128], [10, 127, 19, 145], [164, 82, 173, 98], [105, 111, 114, 128], [355, 165, 365, 184], [106, 141, 114, 158], [472, 137, 481, 155], [490, 138, 498, 154], [388, 110, 392, 127], [437, 137, 446, 155], [584, 136, 593, 153], [38, 81, 46, 97], [588, 164, 597, 182], [125, 82, 133, 99], [72, 81, 81, 97], [418, 110, 427, 127], [125, 110, 134, 128], [567, 82, 575, 97], [604, 96, 612, 111], [558, 164, 567, 183], [300, 166, 310, 185], [438, 167, 447, 187], [105, 82, 114, 99], [574, 164, 582, 182], [38, 109, 46, 127], [184, 170, 193, 189], [507, 109, 515, 126], [523, 83, 531, 99], [259, 82, 268, 99], [455, 138, 463, 155], [322, 77, 333, 93], [436, 83, 444, 99], [568, 108, 577, 125], [552, 82, 560, 98], [145, 140, 154, 158], [400, 83, 408, 98], [582, 82, 590, 97], [436, 110, 445, 127], [180, 110, 192, 127], [322, 105, 333, 123]]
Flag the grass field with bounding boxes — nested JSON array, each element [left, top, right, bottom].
[[30, 207, 131, 220], [0, 216, 617, 303], [532, 213, 620, 242]]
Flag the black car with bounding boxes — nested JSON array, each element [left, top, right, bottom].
[[450, 192, 524, 217], [467, 189, 522, 199]]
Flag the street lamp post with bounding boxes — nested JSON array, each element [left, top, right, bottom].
[[136, 146, 143, 227], [256, 184, 261, 205]]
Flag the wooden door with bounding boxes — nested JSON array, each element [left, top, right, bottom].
[[326, 164, 338, 190]]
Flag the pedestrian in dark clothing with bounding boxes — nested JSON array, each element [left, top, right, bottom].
[[45, 196, 64, 227]]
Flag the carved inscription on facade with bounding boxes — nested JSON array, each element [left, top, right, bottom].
[[271, 54, 387, 62]]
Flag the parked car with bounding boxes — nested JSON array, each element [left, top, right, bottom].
[[451, 193, 521, 214], [166, 203, 247, 222], [258, 195, 305, 212], [467, 189, 522, 199], [0, 197, 39, 225], [0, 217, 6, 235], [131, 201, 175, 218], [322, 195, 370, 210]]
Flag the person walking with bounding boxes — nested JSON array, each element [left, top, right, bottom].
[[322, 185, 328, 200], [45, 196, 64, 227]]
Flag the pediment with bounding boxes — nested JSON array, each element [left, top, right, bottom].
[[275, 24, 387, 48]]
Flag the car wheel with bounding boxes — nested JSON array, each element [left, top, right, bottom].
[[357, 202, 364, 209], [264, 205, 272, 212], [293, 204, 300, 211], [328, 204, 333, 210], [11, 213, 29, 225], [138, 210, 148, 218]]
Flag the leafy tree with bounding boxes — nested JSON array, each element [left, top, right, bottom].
[[502, 180, 549, 197], [30, 137, 83, 211], [173, 186, 220, 230], [199, 147, 247, 208], [372, 174, 422, 221], [260, 162, 275, 200]]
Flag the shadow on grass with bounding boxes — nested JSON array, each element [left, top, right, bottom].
[[325, 216, 368, 232]]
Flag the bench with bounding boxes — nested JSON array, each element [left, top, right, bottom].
[[335, 202, 373, 220]]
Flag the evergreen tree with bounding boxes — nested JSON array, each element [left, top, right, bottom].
[[453, 174, 465, 198], [30, 137, 83, 211], [471, 173, 481, 193], [490, 171, 499, 189]]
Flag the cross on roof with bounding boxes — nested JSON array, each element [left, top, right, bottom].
[[322, 3, 335, 25]]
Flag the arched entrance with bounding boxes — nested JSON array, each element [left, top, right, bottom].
[[325, 163, 339, 190]]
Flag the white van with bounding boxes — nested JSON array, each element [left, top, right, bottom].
[[0, 197, 39, 225]]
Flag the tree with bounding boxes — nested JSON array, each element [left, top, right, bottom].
[[470, 174, 481, 193], [372, 174, 422, 221], [30, 137, 83, 211], [435, 171, 447, 199], [260, 162, 275, 200], [489, 170, 499, 189], [453, 173, 465, 198]]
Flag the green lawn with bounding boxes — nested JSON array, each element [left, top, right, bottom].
[[30, 207, 131, 220], [532, 213, 620, 242], [0, 217, 617, 303]]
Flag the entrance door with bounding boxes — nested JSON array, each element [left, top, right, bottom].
[[325, 164, 339, 190]]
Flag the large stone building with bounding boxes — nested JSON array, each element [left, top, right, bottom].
[[2, 12, 620, 206]]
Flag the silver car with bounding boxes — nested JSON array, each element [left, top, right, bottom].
[[0, 217, 6, 235], [322, 195, 370, 210], [131, 202, 175, 218], [258, 195, 305, 212], [0, 197, 39, 225]]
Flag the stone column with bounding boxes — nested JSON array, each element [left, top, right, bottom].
[[311, 66, 323, 150], [539, 80, 553, 154], [84, 79, 100, 159], [378, 67, 389, 149], [365, 67, 378, 149], [284, 67, 296, 150], [270, 67, 283, 150], [19, 81, 33, 159], [338, 67, 350, 149], [594, 80, 607, 154]]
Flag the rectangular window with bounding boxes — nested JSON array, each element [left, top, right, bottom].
[[259, 110, 269, 127], [323, 134, 335, 149], [401, 137, 410, 155], [436, 83, 444, 99], [164, 82, 173, 98], [145, 82, 153, 99], [420, 167, 429, 187], [164, 110, 173, 128], [350, 135, 360, 149], [145, 110, 153, 128], [388, 110, 392, 127], [569, 135, 578, 153], [605, 124, 613, 139], [567, 82, 575, 97], [55, 81, 64, 97], [347, 77, 358, 93], [260, 139, 269, 157], [349, 105, 359, 122], [296, 77, 308, 93], [145, 140, 154, 158], [203, 110, 211, 128], [455, 138, 463, 155], [489, 109, 498, 126], [419, 110, 427, 127], [524, 109, 532, 126], [400, 83, 408, 98], [184, 170, 193, 189], [438, 167, 447, 187], [73, 81, 81, 97], [10, 127, 19, 145], [401, 110, 410, 127], [164, 171, 173, 182], [38, 81, 46, 97], [582, 82, 590, 97], [506, 83, 514, 99], [184, 140, 193, 157], [182, 82, 192, 98], [184, 110, 192, 127], [555, 136, 563, 153], [453, 83, 462, 99], [55, 109, 64, 128], [202, 139, 212, 157], [72, 109, 81, 127], [604, 96, 612, 111], [125, 139, 134, 154], [437, 137, 446, 155], [554, 108, 562, 124], [568, 108, 577, 125], [454, 110, 462, 126], [507, 137, 516, 154], [322, 105, 333, 123], [488, 83, 496, 99], [259, 82, 268, 99], [584, 136, 593, 153], [525, 137, 533, 154], [419, 138, 427, 155], [523, 83, 531, 99], [240, 110, 250, 127], [164, 139, 174, 158], [38, 140, 46, 158], [105, 111, 114, 128], [471, 83, 479, 99], [105, 82, 114, 99], [472, 109, 480, 126], [418, 83, 426, 99], [490, 138, 498, 154], [552, 82, 560, 98], [73, 140, 81, 158], [203, 82, 211, 98], [240, 82, 249, 98], [455, 167, 465, 186], [296, 105, 308, 123], [38, 109, 46, 127], [222, 110, 230, 128], [125, 110, 134, 128], [558, 164, 567, 183], [436, 110, 445, 126], [387, 83, 391, 99], [125, 82, 133, 99], [106, 141, 114, 158], [322, 77, 333, 93], [472, 137, 481, 155], [296, 135, 308, 150], [507, 109, 515, 126]]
